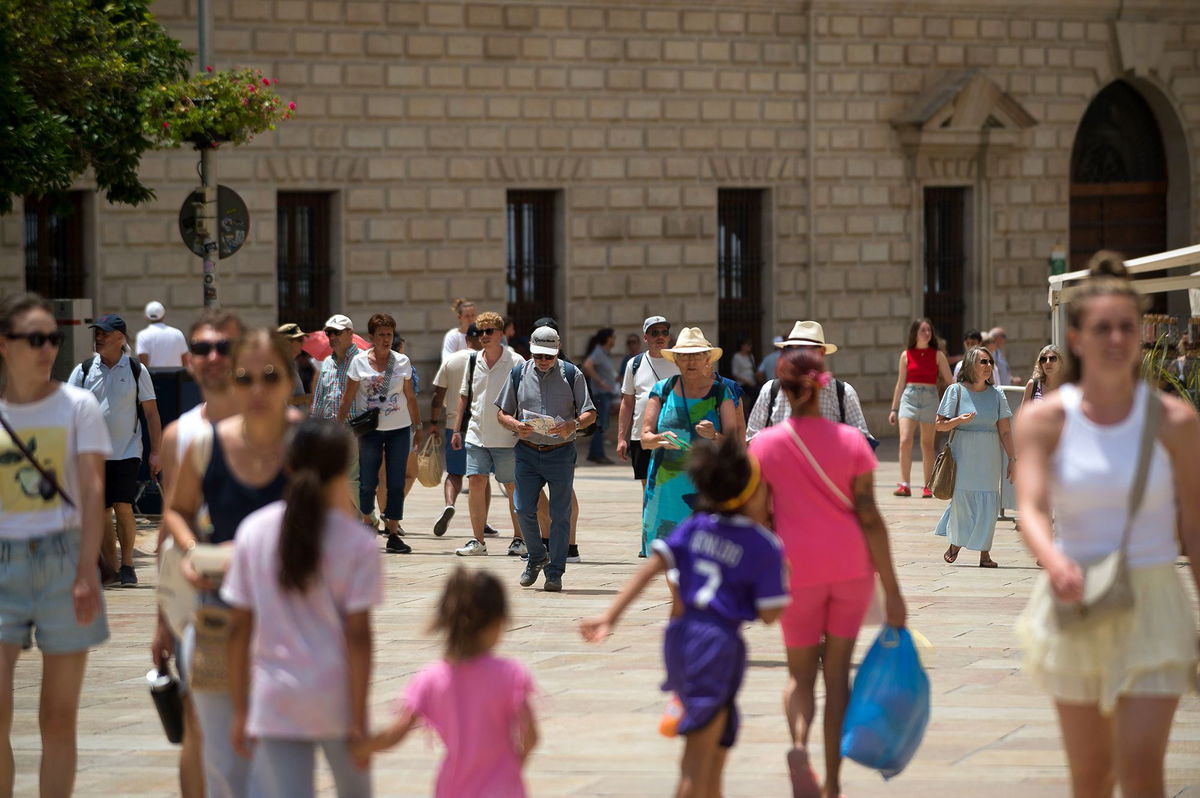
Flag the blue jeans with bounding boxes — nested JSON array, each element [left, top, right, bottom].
[[588, 392, 613, 460], [253, 737, 371, 798], [514, 442, 576, 579], [357, 426, 411, 520]]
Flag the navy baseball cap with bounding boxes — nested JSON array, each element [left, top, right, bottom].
[[532, 316, 559, 333], [466, 323, 481, 338], [89, 314, 127, 335]]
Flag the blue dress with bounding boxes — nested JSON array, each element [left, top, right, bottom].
[[933, 383, 1012, 551]]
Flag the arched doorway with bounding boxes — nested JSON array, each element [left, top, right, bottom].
[[1070, 82, 1167, 299]]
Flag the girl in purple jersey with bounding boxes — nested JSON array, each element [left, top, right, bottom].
[[581, 436, 789, 798]]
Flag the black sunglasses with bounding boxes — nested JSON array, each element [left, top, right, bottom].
[[647, 327, 670, 337], [324, 328, 345, 337], [189, 339, 232, 357], [476, 327, 498, 336], [532, 354, 556, 361], [1039, 355, 1059, 363], [232, 365, 283, 387], [978, 359, 994, 366], [5, 331, 65, 348]]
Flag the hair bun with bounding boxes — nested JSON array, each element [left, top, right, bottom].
[[1086, 250, 1128, 281]]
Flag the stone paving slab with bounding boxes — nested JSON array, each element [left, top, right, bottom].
[[9, 449, 1200, 796]]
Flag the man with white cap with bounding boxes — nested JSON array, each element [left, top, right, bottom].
[[496, 325, 596, 592], [136, 300, 189, 367], [616, 316, 679, 516], [309, 313, 363, 503], [745, 321, 875, 445]]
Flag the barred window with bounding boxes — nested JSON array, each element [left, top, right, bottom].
[[277, 192, 332, 332], [506, 190, 558, 337], [717, 189, 765, 373], [923, 187, 968, 349], [24, 192, 86, 298]]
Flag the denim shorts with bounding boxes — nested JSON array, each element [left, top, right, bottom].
[[443, 428, 466, 476], [0, 529, 109, 653], [899, 384, 939, 424], [465, 444, 516, 484]]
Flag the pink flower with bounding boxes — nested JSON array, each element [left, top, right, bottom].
[[205, 65, 213, 72], [272, 79, 279, 84], [162, 121, 170, 128], [288, 102, 296, 110], [262, 77, 270, 85]]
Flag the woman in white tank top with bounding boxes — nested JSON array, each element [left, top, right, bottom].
[[1014, 252, 1200, 798]]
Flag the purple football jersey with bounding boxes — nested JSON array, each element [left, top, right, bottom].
[[652, 512, 789, 625]]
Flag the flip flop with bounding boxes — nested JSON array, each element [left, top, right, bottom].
[[979, 557, 999, 568], [943, 545, 960, 564], [786, 748, 822, 798]]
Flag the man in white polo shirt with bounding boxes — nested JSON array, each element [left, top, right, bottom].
[[68, 314, 162, 587], [450, 311, 526, 557], [136, 300, 189, 367], [616, 316, 679, 521]]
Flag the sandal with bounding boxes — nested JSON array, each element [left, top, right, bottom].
[[786, 748, 822, 798], [943, 544, 960, 564], [979, 555, 998, 568]]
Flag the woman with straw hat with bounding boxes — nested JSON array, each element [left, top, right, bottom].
[[639, 327, 740, 555]]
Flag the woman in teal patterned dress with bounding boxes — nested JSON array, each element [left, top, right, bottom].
[[639, 327, 740, 555]]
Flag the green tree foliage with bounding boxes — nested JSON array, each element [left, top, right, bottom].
[[0, 0, 190, 213]]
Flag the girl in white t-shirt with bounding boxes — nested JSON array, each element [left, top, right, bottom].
[[224, 418, 381, 797], [337, 314, 422, 553], [0, 292, 113, 797], [441, 298, 476, 363]]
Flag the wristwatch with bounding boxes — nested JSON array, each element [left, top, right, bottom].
[[573, 418, 581, 431]]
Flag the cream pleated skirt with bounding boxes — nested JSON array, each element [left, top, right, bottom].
[[1016, 562, 1197, 714]]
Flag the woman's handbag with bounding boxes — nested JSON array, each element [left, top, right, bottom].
[[1053, 388, 1160, 630], [927, 387, 960, 500], [416, 432, 445, 488], [347, 351, 395, 437]]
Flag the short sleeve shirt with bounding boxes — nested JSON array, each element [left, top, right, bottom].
[[309, 345, 360, 421], [221, 502, 382, 738], [462, 348, 525, 448], [495, 359, 596, 446], [347, 350, 413, 430], [442, 328, 467, 363], [68, 354, 156, 461], [652, 512, 789, 625], [135, 323, 189, 367], [620, 353, 679, 440], [433, 349, 473, 430], [0, 385, 112, 539]]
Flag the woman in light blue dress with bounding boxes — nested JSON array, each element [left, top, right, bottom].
[[934, 346, 1017, 566]]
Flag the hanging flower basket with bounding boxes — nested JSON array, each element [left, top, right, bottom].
[[144, 66, 295, 150]]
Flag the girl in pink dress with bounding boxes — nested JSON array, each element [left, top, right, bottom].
[[358, 568, 538, 798]]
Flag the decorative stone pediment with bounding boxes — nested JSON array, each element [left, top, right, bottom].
[[893, 70, 1037, 175]]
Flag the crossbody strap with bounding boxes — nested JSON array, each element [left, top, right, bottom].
[[0, 411, 75, 508], [1120, 386, 1161, 555], [784, 422, 853, 510]]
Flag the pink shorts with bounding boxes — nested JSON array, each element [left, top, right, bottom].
[[780, 576, 875, 648]]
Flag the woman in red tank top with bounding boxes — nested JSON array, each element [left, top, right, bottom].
[[887, 319, 954, 497]]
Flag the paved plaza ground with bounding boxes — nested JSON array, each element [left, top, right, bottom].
[[9, 444, 1200, 796]]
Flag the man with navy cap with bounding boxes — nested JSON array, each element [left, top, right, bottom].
[[68, 314, 162, 586]]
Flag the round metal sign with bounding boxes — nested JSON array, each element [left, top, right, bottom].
[[178, 184, 249, 259]]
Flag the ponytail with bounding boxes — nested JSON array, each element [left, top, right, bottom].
[[277, 419, 354, 593], [430, 567, 508, 661]]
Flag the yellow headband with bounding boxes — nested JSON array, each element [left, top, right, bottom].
[[716, 454, 762, 511]]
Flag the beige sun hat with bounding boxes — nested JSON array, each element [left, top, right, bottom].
[[776, 320, 838, 354], [662, 327, 722, 364]]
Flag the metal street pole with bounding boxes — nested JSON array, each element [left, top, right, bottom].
[[197, 0, 219, 307]]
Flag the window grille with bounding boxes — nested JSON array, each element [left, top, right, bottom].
[[277, 192, 332, 332], [24, 193, 86, 298], [717, 189, 764, 374], [923, 187, 967, 349], [506, 190, 558, 337]]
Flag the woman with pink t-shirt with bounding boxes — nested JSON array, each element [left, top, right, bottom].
[[224, 419, 381, 797], [358, 568, 538, 798], [748, 347, 907, 798]]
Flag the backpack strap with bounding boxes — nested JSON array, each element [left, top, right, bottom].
[[765, 379, 782, 428], [630, 352, 644, 379], [81, 355, 148, 438], [460, 352, 478, 434], [562, 361, 579, 417], [836, 379, 846, 424]]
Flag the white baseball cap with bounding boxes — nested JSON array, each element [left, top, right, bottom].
[[144, 301, 165, 321], [529, 326, 561, 356], [642, 315, 669, 334], [323, 314, 353, 331]]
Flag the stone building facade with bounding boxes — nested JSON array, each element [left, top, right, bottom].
[[4, 0, 1200, 428]]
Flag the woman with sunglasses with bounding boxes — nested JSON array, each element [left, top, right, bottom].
[[1023, 345, 1063, 404], [0, 293, 110, 796], [934, 346, 1016, 567], [164, 329, 295, 798]]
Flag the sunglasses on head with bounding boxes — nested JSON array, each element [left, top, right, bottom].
[[189, 339, 232, 357], [477, 327, 498, 336], [5, 331, 64, 348], [978, 359, 994, 366], [232, 364, 283, 387], [324, 328, 345, 337], [532, 353, 556, 361], [1039, 354, 1059, 363]]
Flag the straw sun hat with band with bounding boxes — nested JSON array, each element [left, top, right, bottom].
[[662, 327, 723, 365]]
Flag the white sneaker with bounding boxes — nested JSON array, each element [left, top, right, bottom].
[[507, 538, 527, 557], [455, 539, 488, 556]]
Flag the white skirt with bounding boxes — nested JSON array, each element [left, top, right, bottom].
[[1016, 562, 1197, 714]]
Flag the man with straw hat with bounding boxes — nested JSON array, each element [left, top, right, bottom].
[[745, 321, 875, 447]]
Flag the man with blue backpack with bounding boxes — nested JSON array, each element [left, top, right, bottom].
[[496, 325, 596, 592]]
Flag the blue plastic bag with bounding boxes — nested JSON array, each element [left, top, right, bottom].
[[840, 626, 930, 780]]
